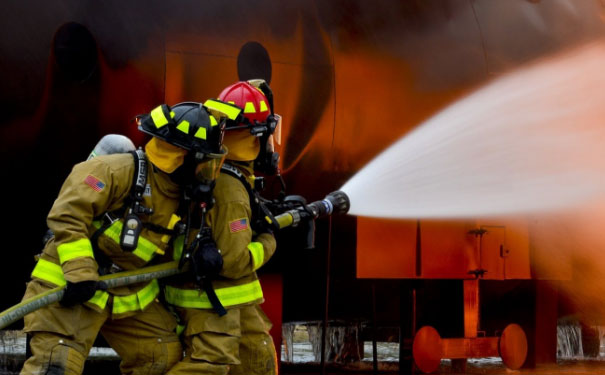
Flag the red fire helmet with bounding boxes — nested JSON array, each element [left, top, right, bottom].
[[218, 81, 271, 126]]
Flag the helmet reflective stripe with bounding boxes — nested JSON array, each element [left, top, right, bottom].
[[244, 102, 256, 113], [176, 120, 190, 133], [259, 100, 268, 112], [203, 99, 242, 120], [139, 101, 228, 154], [194, 127, 207, 140], [150, 105, 170, 128]]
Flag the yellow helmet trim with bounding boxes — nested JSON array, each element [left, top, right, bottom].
[[170, 111, 175, 118], [176, 120, 190, 134], [259, 100, 268, 112], [244, 102, 256, 113], [194, 127, 207, 139], [151, 106, 169, 128], [210, 116, 218, 126], [203, 99, 241, 120]]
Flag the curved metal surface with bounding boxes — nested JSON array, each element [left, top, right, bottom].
[[1, 0, 605, 335], [499, 323, 528, 370], [413, 325, 443, 374]]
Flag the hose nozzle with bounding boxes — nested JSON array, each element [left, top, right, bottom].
[[306, 190, 350, 219]]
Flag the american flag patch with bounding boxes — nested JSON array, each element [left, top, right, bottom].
[[229, 218, 248, 233], [84, 175, 105, 192]]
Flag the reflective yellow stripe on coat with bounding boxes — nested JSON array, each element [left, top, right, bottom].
[[247, 242, 264, 271], [88, 290, 110, 310], [31, 259, 66, 287], [30, 259, 159, 313], [113, 279, 160, 314], [164, 279, 263, 309], [57, 238, 95, 264], [92, 220, 160, 262]]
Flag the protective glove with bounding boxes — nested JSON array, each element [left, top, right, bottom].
[[191, 237, 223, 280], [60, 280, 107, 307], [251, 218, 274, 236]]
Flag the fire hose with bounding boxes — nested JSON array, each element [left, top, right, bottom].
[[0, 190, 350, 330], [0, 260, 182, 330]]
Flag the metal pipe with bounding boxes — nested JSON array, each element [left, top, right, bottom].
[[320, 216, 333, 375]]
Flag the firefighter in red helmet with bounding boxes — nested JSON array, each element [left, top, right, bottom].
[[165, 80, 281, 375]]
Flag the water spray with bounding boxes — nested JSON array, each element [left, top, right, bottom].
[[342, 41, 605, 219]]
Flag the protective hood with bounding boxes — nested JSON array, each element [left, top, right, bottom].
[[145, 137, 187, 173], [223, 129, 260, 162]]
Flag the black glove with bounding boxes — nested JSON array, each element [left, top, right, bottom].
[[60, 280, 107, 307], [191, 237, 223, 280], [252, 218, 274, 236]]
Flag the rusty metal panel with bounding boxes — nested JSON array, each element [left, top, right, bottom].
[[464, 279, 479, 338], [503, 219, 531, 279], [528, 216, 573, 280], [420, 220, 479, 279], [356, 217, 416, 278], [479, 225, 505, 280], [477, 220, 530, 280]]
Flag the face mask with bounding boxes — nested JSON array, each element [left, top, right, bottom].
[[195, 146, 228, 185], [253, 114, 282, 175], [179, 146, 227, 205], [254, 138, 280, 175]]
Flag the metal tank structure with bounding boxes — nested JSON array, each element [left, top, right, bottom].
[[1, 0, 605, 373]]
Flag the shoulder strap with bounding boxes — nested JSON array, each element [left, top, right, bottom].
[[220, 163, 257, 206], [130, 148, 148, 204], [220, 163, 279, 232]]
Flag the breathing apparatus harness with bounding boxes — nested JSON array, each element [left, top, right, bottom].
[[175, 180, 226, 316], [90, 150, 177, 275], [220, 162, 283, 235], [88, 149, 226, 315]]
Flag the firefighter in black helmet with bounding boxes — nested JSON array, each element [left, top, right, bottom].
[[20, 101, 236, 375]]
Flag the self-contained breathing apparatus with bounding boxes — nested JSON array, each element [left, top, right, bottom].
[[136, 101, 234, 316], [175, 175, 227, 316], [246, 79, 281, 176]]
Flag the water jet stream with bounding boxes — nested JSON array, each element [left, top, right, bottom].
[[341, 41, 605, 219]]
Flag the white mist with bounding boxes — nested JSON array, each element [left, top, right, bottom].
[[341, 41, 605, 219]]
